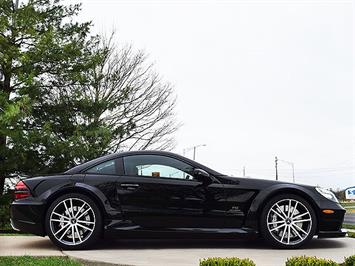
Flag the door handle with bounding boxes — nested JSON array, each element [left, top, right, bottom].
[[120, 183, 139, 188]]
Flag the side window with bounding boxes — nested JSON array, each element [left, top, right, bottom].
[[86, 159, 117, 175], [123, 155, 194, 180]]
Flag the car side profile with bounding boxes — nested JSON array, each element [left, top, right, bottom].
[[10, 151, 346, 250]]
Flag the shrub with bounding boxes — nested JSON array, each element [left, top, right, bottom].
[[200, 257, 256, 266], [286, 256, 338, 266], [344, 255, 355, 266], [0, 194, 12, 230]]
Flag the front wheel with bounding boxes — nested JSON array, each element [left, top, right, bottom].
[[45, 193, 102, 250], [260, 194, 317, 248]]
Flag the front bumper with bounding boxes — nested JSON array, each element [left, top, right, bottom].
[[10, 198, 46, 236], [316, 199, 346, 233]]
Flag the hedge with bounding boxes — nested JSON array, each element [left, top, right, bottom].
[[199, 256, 355, 266], [200, 257, 255, 266], [286, 255, 355, 266], [344, 255, 355, 266]]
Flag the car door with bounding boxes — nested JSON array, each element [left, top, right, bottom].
[[116, 154, 225, 229]]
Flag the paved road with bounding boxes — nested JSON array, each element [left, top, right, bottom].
[[344, 213, 355, 225], [1, 236, 354, 266]]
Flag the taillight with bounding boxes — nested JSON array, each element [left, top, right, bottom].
[[14, 181, 32, 199]]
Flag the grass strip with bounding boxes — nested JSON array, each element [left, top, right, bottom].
[[343, 224, 355, 230], [0, 256, 81, 266], [0, 233, 33, 236]]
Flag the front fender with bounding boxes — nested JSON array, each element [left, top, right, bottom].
[[243, 184, 320, 231]]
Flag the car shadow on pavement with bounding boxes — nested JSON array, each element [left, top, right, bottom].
[[92, 238, 347, 250]]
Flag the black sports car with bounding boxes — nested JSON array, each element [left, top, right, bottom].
[[11, 151, 346, 250]]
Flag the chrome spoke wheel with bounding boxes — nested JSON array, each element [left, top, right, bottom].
[[49, 198, 96, 246], [267, 199, 312, 246]]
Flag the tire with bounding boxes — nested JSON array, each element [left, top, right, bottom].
[[260, 193, 317, 249], [45, 193, 102, 250]]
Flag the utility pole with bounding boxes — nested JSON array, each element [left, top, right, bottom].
[[243, 166, 246, 177], [275, 156, 278, 181]]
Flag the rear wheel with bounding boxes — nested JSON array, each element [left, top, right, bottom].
[[45, 193, 102, 250], [260, 194, 317, 248]]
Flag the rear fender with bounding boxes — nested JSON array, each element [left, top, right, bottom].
[[40, 182, 121, 217]]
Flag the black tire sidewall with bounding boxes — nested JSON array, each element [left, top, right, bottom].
[[260, 193, 317, 249], [45, 193, 102, 250]]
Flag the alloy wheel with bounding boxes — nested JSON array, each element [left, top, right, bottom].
[[49, 197, 96, 246], [266, 198, 312, 246]]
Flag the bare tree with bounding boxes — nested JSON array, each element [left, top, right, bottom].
[[42, 35, 179, 161]]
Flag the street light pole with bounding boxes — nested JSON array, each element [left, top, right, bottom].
[[276, 157, 295, 183], [183, 144, 206, 160], [275, 156, 278, 181]]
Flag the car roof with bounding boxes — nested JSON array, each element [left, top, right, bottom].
[[64, 150, 223, 176]]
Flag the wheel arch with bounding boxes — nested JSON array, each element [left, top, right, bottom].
[[45, 185, 106, 216], [244, 186, 320, 233], [42, 183, 114, 236], [43, 184, 108, 248]]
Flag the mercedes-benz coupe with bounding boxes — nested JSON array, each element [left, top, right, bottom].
[[10, 151, 346, 249]]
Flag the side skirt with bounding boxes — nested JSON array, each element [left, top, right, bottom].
[[103, 226, 259, 240]]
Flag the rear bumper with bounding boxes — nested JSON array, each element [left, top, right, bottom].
[[317, 229, 347, 238], [10, 199, 46, 236]]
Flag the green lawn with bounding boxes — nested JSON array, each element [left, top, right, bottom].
[[0, 256, 81, 266], [343, 224, 355, 238], [343, 224, 355, 230], [341, 202, 355, 212], [340, 202, 355, 207], [0, 233, 33, 236]]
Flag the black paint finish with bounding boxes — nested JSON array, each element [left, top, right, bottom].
[[10, 151, 346, 239]]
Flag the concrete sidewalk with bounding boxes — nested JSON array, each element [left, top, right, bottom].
[[0, 236, 63, 257], [64, 237, 355, 266], [0, 236, 354, 266]]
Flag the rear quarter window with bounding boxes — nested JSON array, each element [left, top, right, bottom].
[[86, 159, 117, 175]]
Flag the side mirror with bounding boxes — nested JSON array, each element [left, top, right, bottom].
[[193, 168, 211, 183]]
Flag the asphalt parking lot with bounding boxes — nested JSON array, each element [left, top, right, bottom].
[[1, 236, 354, 266]]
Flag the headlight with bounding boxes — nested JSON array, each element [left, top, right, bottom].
[[315, 187, 338, 203]]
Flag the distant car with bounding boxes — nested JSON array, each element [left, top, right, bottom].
[[11, 151, 346, 249]]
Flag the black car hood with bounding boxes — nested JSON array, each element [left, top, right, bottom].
[[219, 175, 316, 190]]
